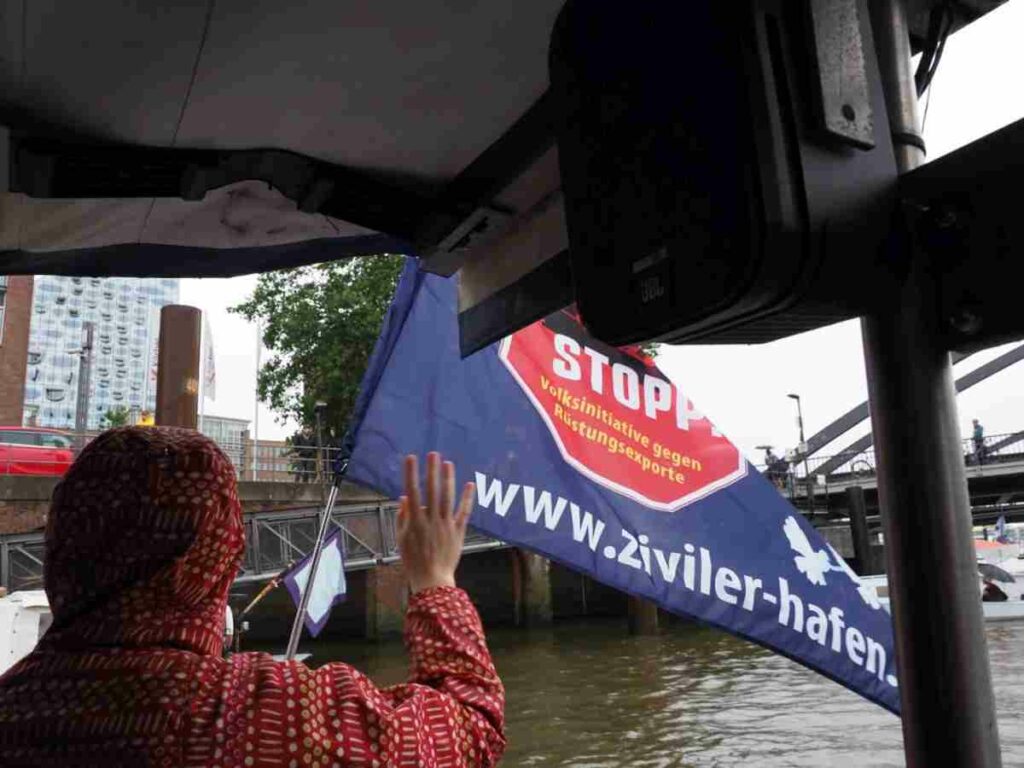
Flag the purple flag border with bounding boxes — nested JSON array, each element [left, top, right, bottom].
[[283, 529, 349, 638]]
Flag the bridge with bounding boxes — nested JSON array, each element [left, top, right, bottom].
[[0, 499, 506, 595], [764, 430, 1024, 543], [5, 429, 1024, 593], [0, 495, 531, 641]]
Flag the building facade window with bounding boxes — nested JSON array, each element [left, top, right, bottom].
[[23, 276, 180, 429]]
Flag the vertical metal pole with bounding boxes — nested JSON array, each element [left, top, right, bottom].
[[864, 1, 1000, 765], [284, 482, 340, 660], [199, 314, 207, 434], [249, 516, 261, 576], [377, 503, 388, 555], [253, 321, 261, 481], [1, 540, 8, 592], [74, 322, 93, 448], [315, 408, 325, 485], [789, 394, 814, 515], [799, 406, 815, 516]]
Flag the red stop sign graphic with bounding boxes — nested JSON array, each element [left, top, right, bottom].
[[500, 311, 746, 511]]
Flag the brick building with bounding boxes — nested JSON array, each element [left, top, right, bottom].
[[0, 277, 34, 426]]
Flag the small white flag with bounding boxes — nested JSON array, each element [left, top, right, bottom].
[[283, 532, 348, 636], [202, 314, 217, 402]]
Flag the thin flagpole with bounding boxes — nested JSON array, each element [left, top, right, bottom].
[[284, 481, 340, 660], [241, 561, 295, 618], [199, 315, 207, 433], [253, 321, 260, 480]]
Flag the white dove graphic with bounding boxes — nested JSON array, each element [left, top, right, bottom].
[[782, 516, 883, 610], [783, 516, 838, 586], [826, 542, 884, 610]]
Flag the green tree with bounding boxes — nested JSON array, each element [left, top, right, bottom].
[[101, 406, 132, 428], [234, 255, 660, 438], [231, 256, 404, 438]]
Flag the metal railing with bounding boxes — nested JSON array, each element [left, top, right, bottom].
[[757, 431, 1024, 483], [0, 533, 46, 593], [235, 442, 346, 484], [238, 503, 502, 582], [0, 432, 348, 484], [0, 504, 505, 592]]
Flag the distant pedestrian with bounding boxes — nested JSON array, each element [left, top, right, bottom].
[[286, 430, 318, 482], [973, 419, 986, 465], [762, 448, 789, 491]]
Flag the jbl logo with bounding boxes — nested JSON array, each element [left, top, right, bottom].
[[639, 275, 665, 304]]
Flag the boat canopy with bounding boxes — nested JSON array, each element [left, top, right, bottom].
[[0, 0, 1006, 280]]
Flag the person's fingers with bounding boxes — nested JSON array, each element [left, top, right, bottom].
[[425, 451, 440, 517], [396, 495, 410, 537], [454, 482, 475, 529], [404, 455, 421, 515], [440, 460, 455, 519]]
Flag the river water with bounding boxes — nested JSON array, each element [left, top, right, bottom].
[[307, 618, 1024, 767]]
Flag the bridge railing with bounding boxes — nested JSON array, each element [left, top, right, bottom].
[[0, 504, 504, 592], [756, 431, 1024, 484], [0, 533, 46, 593], [236, 442, 347, 484], [238, 504, 502, 583]]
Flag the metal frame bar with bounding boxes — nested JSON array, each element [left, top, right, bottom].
[[806, 345, 1024, 472], [864, 1, 999, 764]]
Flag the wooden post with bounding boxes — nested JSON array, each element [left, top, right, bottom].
[[846, 486, 874, 575], [628, 595, 658, 635], [155, 306, 201, 428], [511, 549, 553, 626]]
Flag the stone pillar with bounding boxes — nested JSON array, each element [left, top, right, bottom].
[[155, 306, 201, 428], [365, 562, 408, 640], [512, 549, 553, 626], [628, 595, 659, 635]]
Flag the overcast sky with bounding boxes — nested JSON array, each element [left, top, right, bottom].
[[182, 0, 1024, 455]]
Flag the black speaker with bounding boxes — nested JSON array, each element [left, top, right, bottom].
[[549, 0, 899, 346]]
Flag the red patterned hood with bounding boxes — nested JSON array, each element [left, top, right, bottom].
[[41, 427, 244, 656]]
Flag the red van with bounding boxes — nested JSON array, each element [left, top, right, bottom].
[[0, 428, 75, 476]]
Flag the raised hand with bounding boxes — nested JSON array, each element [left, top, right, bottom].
[[397, 452, 475, 594]]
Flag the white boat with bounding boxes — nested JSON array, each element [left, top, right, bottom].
[[0, 592, 287, 676], [860, 546, 1024, 623], [0, 590, 52, 676]]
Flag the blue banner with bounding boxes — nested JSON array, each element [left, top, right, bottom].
[[346, 258, 900, 714]]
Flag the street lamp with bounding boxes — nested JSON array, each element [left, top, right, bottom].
[[787, 393, 814, 514], [787, 393, 806, 448], [314, 401, 328, 485]]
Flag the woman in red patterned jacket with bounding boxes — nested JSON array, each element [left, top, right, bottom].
[[0, 427, 506, 767]]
